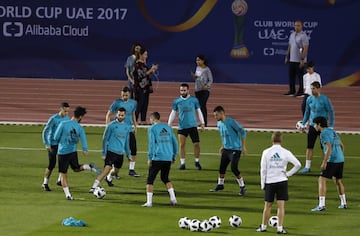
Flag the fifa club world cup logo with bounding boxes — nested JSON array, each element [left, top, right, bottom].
[[230, 0, 249, 58]]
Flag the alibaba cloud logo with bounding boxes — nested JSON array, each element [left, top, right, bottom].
[[263, 48, 275, 56], [3, 22, 23, 37]]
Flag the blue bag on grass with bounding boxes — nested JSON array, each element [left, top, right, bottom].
[[62, 217, 87, 227]]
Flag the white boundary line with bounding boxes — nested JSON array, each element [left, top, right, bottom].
[[0, 121, 359, 135], [1, 146, 359, 159]]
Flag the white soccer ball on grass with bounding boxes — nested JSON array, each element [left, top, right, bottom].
[[189, 219, 201, 231], [229, 215, 242, 227], [268, 215, 278, 228], [178, 217, 190, 229], [208, 215, 222, 228], [93, 186, 106, 199], [199, 220, 213, 232]]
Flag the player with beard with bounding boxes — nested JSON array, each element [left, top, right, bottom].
[[89, 107, 130, 193], [210, 105, 247, 196], [105, 86, 139, 180], [168, 83, 205, 170]]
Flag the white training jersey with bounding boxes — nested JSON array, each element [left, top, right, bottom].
[[303, 72, 322, 95], [260, 144, 301, 188]]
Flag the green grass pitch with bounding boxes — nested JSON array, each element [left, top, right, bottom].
[[0, 125, 359, 236]]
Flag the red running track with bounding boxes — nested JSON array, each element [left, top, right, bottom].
[[0, 78, 359, 132]]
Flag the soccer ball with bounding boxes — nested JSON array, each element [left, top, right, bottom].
[[296, 120, 303, 130], [208, 215, 222, 228], [296, 120, 308, 132], [189, 219, 201, 232], [178, 217, 190, 229], [268, 216, 278, 228], [229, 215, 242, 227], [93, 186, 106, 199], [199, 220, 213, 232]]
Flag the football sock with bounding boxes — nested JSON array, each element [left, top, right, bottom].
[[236, 177, 245, 187], [305, 160, 311, 169], [319, 196, 325, 207], [129, 161, 135, 170], [82, 164, 91, 170], [43, 178, 49, 185], [195, 158, 199, 163], [63, 187, 71, 196], [180, 158, 185, 165], [106, 173, 112, 181], [92, 179, 100, 189], [168, 188, 176, 202], [277, 226, 283, 232], [261, 224, 267, 230], [57, 174, 62, 182], [218, 178, 224, 185], [108, 167, 115, 179], [339, 194, 347, 205], [146, 192, 153, 204]]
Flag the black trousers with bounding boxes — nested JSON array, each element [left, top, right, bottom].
[[195, 90, 210, 126], [288, 62, 304, 94], [135, 88, 150, 122]]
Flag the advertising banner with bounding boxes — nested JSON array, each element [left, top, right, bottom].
[[0, 0, 359, 85]]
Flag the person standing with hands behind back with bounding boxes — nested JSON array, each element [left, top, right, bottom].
[[133, 47, 158, 125], [284, 20, 309, 97], [256, 132, 301, 234], [191, 54, 213, 127]]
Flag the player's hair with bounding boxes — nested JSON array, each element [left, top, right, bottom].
[[74, 106, 87, 118], [213, 105, 225, 113], [150, 112, 160, 120], [60, 102, 70, 108], [117, 107, 126, 113], [180, 83, 189, 89], [272, 132, 282, 143], [313, 116, 328, 128], [311, 81, 321, 88], [122, 86, 131, 93]]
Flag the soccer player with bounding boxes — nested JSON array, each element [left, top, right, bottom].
[[41, 102, 70, 191], [105, 86, 139, 178], [89, 107, 130, 193], [142, 112, 178, 207], [168, 83, 205, 170], [298, 81, 335, 173], [210, 106, 247, 195], [256, 132, 301, 234], [311, 116, 347, 211], [54, 106, 100, 200]]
